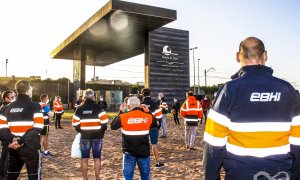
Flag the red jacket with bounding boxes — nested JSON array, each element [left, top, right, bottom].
[[180, 96, 203, 126], [53, 100, 63, 112]]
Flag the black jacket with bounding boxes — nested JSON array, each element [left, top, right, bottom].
[[72, 99, 108, 139], [111, 107, 157, 157], [0, 94, 43, 149]]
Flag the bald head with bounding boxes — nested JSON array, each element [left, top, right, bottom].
[[237, 37, 267, 66]]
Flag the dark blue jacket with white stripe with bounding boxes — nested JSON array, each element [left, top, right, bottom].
[[203, 65, 300, 180]]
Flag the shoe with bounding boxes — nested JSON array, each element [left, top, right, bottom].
[[185, 145, 190, 149], [159, 135, 167, 138], [58, 127, 64, 129], [43, 151, 54, 157], [189, 147, 197, 151], [155, 162, 164, 169]]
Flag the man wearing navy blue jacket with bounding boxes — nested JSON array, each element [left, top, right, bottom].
[[203, 37, 300, 180]]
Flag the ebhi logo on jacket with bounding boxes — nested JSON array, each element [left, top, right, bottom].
[[250, 92, 281, 102], [10, 108, 24, 113], [127, 118, 148, 124], [83, 110, 93, 114]]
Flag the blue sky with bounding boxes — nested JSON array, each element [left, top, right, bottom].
[[0, 0, 299, 89]]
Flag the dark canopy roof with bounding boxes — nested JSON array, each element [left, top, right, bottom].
[[51, 0, 176, 66]]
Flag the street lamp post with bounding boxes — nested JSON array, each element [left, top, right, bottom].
[[204, 67, 215, 87], [6, 59, 8, 77], [189, 47, 198, 94], [198, 59, 201, 95]]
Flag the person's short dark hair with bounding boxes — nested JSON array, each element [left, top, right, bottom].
[[239, 37, 266, 60], [84, 89, 94, 99], [15, 80, 31, 95], [141, 88, 151, 97], [186, 91, 194, 96], [2, 90, 14, 100], [40, 94, 48, 101]]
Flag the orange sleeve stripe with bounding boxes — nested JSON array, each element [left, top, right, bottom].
[[72, 119, 80, 123], [80, 122, 101, 127], [155, 111, 162, 117], [100, 114, 108, 120], [10, 126, 33, 133], [34, 117, 44, 124], [205, 118, 229, 138], [0, 120, 7, 124], [291, 125, 300, 137], [228, 131, 289, 148]]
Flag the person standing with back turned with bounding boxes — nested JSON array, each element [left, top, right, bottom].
[[72, 89, 108, 180], [180, 91, 203, 150], [141, 88, 164, 169], [111, 97, 157, 180], [203, 37, 300, 179], [0, 90, 15, 179], [53, 96, 63, 129], [0, 80, 44, 180]]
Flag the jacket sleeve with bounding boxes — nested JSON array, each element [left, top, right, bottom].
[[180, 101, 187, 118], [203, 85, 231, 180], [72, 109, 81, 132], [198, 103, 204, 120], [99, 110, 108, 131], [18, 103, 44, 145], [290, 92, 300, 179], [111, 114, 122, 130], [0, 111, 14, 142], [150, 114, 158, 128]]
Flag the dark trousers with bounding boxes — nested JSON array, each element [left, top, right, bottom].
[[8, 145, 41, 180], [55, 113, 62, 128], [173, 111, 180, 125], [202, 110, 208, 124], [0, 140, 8, 179]]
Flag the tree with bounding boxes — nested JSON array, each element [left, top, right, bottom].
[[130, 84, 142, 94]]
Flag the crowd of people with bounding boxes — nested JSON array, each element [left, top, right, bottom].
[[0, 37, 300, 180]]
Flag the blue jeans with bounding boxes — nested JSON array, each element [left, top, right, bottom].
[[123, 153, 150, 180], [161, 114, 167, 136], [80, 139, 103, 158]]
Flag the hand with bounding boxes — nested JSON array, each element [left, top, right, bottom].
[[119, 103, 127, 113], [140, 104, 149, 113], [9, 141, 21, 149]]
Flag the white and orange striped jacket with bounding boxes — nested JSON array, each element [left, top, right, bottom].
[[0, 94, 44, 148], [72, 99, 108, 139]]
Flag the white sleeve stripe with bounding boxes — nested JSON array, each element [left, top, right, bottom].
[[292, 115, 300, 126], [33, 124, 44, 129], [72, 115, 80, 120], [289, 136, 300, 145], [0, 124, 8, 128], [203, 132, 227, 146], [0, 115, 7, 121], [33, 113, 43, 118], [98, 112, 106, 118], [207, 109, 230, 127], [72, 122, 80, 126], [101, 119, 109, 124]]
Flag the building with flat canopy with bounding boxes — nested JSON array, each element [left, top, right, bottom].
[[51, 0, 190, 104]]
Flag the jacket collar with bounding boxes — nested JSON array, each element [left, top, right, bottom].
[[143, 96, 151, 101], [85, 99, 95, 104], [17, 94, 30, 101], [187, 96, 196, 101], [232, 65, 273, 79]]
